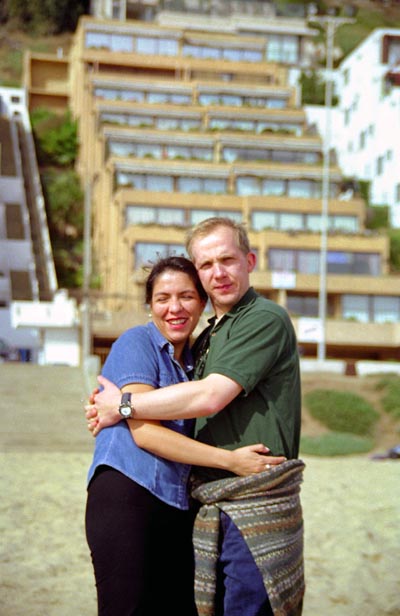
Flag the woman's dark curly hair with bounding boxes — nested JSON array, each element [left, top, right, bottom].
[[145, 256, 208, 304]]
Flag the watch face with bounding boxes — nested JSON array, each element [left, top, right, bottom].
[[119, 405, 132, 418]]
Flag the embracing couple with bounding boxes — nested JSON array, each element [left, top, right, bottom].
[[85, 217, 305, 616]]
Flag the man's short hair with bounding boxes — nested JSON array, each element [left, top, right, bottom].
[[185, 217, 250, 259]]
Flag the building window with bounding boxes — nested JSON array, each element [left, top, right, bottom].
[[115, 172, 174, 192], [342, 295, 400, 323], [177, 177, 227, 194], [372, 296, 400, 323], [287, 295, 319, 317], [266, 98, 287, 109], [287, 179, 317, 199], [395, 183, 400, 202], [342, 294, 369, 322], [166, 145, 212, 162], [297, 250, 320, 274], [269, 248, 297, 272], [251, 212, 359, 234], [189, 209, 242, 225], [85, 31, 134, 52], [94, 87, 118, 100], [183, 43, 261, 63], [376, 156, 384, 175], [268, 249, 380, 275], [223, 147, 268, 163], [126, 206, 185, 227], [382, 35, 400, 65], [183, 44, 220, 59], [280, 213, 303, 231], [251, 211, 277, 230], [199, 93, 221, 106], [109, 141, 137, 157], [134, 242, 186, 269], [136, 36, 178, 56], [262, 178, 286, 196], [266, 34, 298, 64], [331, 215, 359, 233], [236, 176, 261, 196], [305, 214, 321, 232]]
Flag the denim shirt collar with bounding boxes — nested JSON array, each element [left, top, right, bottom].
[[147, 321, 194, 374]]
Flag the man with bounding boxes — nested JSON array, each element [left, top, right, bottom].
[[87, 217, 304, 616]]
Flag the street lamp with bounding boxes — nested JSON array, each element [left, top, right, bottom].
[[307, 4, 356, 363]]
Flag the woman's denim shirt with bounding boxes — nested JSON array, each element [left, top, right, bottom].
[[87, 322, 195, 510]]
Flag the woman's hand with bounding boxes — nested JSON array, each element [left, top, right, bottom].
[[229, 444, 286, 476], [85, 376, 123, 436]]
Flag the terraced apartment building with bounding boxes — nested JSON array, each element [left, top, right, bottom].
[[24, 12, 400, 362]]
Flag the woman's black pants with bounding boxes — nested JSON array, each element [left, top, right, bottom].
[[85, 466, 198, 616]]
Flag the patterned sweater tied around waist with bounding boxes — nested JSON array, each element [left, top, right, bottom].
[[191, 458, 305, 616]]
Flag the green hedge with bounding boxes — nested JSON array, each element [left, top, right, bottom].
[[300, 432, 374, 456], [304, 389, 379, 436], [375, 377, 400, 419]]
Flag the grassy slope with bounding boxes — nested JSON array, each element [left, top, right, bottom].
[[301, 372, 400, 454]]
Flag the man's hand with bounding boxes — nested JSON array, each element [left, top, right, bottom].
[[85, 375, 122, 436], [230, 445, 286, 476]]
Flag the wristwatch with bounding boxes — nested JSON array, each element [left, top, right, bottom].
[[118, 392, 133, 418]]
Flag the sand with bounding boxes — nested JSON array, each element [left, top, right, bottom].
[[1, 363, 399, 615]]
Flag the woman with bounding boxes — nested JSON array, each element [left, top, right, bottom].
[[85, 256, 281, 616]]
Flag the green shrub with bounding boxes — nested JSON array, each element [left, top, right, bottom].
[[42, 169, 84, 234], [366, 205, 390, 230], [304, 389, 379, 435], [388, 229, 400, 273], [31, 109, 78, 166], [299, 70, 338, 106], [300, 432, 374, 456], [41, 169, 84, 288], [376, 377, 400, 419]]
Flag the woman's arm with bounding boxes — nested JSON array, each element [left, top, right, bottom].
[[122, 385, 285, 477]]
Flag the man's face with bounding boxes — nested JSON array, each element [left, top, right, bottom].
[[191, 225, 256, 317]]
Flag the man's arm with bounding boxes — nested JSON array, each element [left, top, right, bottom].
[[87, 373, 242, 435]]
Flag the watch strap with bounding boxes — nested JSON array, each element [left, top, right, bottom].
[[121, 392, 132, 406]]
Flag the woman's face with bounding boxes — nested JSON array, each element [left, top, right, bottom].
[[150, 270, 205, 356]]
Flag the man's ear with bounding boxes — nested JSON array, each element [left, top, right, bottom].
[[247, 251, 257, 273]]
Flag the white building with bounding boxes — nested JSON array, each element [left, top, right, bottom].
[[306, 28, 400, 228], [11, 290, 81, 366]]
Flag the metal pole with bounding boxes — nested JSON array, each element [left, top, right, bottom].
[[82, 178, 92, 364], [317, 16, 334, 363], [309, 13, 355, 363]]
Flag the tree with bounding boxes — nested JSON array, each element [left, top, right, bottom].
[[41, 169, 84, 288], [5, 0, 89, 33], [389, 229, 400, 273], [299, 70, 339, 106], [31, 108, 78, 166]]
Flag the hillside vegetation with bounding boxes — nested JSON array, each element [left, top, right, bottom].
[[301, 373, 400, 456]]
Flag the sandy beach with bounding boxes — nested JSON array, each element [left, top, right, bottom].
[[1, 363, 399, 616]]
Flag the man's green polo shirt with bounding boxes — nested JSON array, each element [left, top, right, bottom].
[[193, 287, 301, 480]]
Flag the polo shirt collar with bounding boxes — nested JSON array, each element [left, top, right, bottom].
[[207, 287, 257, 329]]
